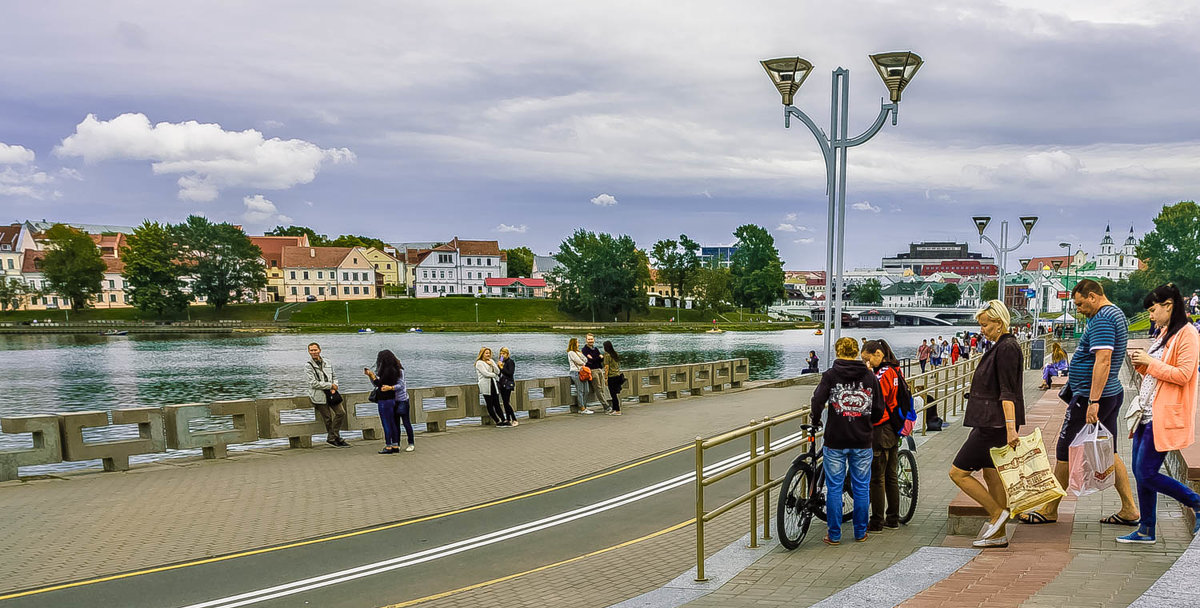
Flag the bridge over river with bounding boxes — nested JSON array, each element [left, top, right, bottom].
[[769, 303, 980, 326]]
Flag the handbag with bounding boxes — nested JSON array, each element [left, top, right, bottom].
[[324, 389, 344, 406], [1058, 383, 1073, 405], [578, 366, 592, 382], [367, 387, 381, 403]]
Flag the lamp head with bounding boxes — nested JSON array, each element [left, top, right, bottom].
[[869, 51, 923, 102], [761, 57, 813, 105], [1019, 216, 1038, 237], [1019, 258, 1032, 270], [972, 216, 991, 236], [1052, 260, 1063, 272], [1058, 241, 1071, 249]]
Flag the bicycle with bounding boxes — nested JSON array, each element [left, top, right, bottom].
[[776, 425, 919, 550]]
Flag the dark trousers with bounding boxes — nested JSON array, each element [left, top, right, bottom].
[[499, 388, 517, 422], [314, 401, 346, 442], [607, 377, 623, 412], [378, 399, 414, 446], [1132, 422, 1200, 531], [483, 392, 504, 424], [871, 426, 900, 526], [919, 359, 927, 373]]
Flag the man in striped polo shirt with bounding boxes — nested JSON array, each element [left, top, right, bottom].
[[1018, 279, 1139, 525]]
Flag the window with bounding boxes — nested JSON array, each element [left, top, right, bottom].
[[487, 258, 492, 266], [271, 260, 277, 268], [291, 287, 297, 295], [341, 272, 348, 281], [449, 286, 454, 293], [423, 285, 429, 293], [386, 263, 391, 270], [352, 272, 359, 281], [343, 287, 350, 294], [352, 257, 358, 264], [466, 258, 472, 265], [467, 286, 472, 293], [374, 264, 379, 269], [467, 272, 472, 279], [318, 287, 325, 295], [353, 286, 360, 294], [290, 271, 296, 280], [108, 279, 115, 289], [438, 254, 452, 264], [317, 271, 323, 279], [304, 287, 311, 295], [440, 271, 445, 279], [303, 271, 309, 280], [423, 271, 428, 279], [109, 294, 116, 302]]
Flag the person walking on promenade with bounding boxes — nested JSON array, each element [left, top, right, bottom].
[[918, 339, 931, 373], [475, 347, 508, 427], [1189, 290, 1198, 315], [950, 337, 961, 365], [1020, 279, 1139, 525], [364, 350, 414, 453], [812, 337, 884, 545], [931, 337, 943, 368], [497, 347, 518, 426], [582, 333, 609, 411], [1119, 284, 1200, 543], [1038, 342, 1070, 390], [803, 350, 820, 374], [949, 300, 1025, 548], [567, 338, 593, 414], [306, 342, 349, 448], [862, 339, 904, 532], [602, 341, 624, 416]]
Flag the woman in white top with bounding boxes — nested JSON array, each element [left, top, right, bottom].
[[475, 347, 508, 427], [567, 338, 593, 414]]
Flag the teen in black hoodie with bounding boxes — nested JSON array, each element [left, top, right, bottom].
[[809, 338, 884, 544]]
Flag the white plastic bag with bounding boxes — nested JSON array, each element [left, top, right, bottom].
[[1067, 422, 1116, 497]]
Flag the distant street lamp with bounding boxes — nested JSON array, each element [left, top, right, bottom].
[[1060, 241, 1080, 337], [972, 215, 1038, 309], [475, 301, 479, 323], [762, 51, 924, 366]]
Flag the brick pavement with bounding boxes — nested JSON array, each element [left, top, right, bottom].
[[0, 381, 811, 594]]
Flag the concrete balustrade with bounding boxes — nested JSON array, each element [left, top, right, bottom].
[[0, 358, 750, 478], [255, 397, 327, 448], [164, 400, 258, 459], [59, 408, 166, 472], [0, 415, 63, 481]]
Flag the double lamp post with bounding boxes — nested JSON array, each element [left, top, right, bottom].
[[761, 51, 924, 367]]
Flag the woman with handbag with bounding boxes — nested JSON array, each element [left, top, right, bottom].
[[475, 347, 508, 427], [364, 350, 414, 453], [602, 341, 625, 416], [567, 338, 592, 414], [949, 300, 1025, 548], [1119, 283, 1200, 544], [497, 347, 519, 426]]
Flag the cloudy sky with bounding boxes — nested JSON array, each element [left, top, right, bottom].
[[0, 1, 1194, 270]]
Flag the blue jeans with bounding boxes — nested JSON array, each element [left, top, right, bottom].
[[1132, 422, 1200, 531], [824, 446, 872, 541], [378, 399, 415, 446]]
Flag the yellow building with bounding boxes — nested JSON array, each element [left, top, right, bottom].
[[249, 235, 309, 302], [281, 246, 378, 302], [363, 247, 404, 290]]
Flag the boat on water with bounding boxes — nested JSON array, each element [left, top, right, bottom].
[[705, 328, 724, 334], [407, 327, 423, 333], [357, 328, 375, 334], [814, 330, 823, 336], [102, 330, 129, 336]]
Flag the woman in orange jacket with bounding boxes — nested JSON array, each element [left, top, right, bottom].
[[1119, 283, 1200, 544]]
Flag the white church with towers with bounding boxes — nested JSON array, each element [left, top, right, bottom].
[[1095, 224, 1140, 280]]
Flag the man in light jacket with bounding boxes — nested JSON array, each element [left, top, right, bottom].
[[307, 342, 349, 447]]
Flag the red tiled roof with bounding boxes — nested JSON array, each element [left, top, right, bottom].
[[89, 233, 127, 258], [280, 246, 355, 269], [1023, 256, 1072, 271], [449, 237, 501, 256], [484, 277, 546, 288], [0, 223, 20, 251], [250, 236, 308, 267], [21, 250, 43, 273]]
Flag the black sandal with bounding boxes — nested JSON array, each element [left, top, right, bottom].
[[1101, 513, 1139, 526], [1016, 512, 1056, 524]]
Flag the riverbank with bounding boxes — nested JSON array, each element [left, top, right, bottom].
[[0, 320, 815, 335]]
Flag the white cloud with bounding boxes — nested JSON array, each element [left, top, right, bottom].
[[784, 213, 797, 221], [852, 201, 881, 213], [55, 113, 355, 202], [590, 193, 618, 207], [776, 223, 798, 232], [495, 223, 528, 233], [241, 194, 292, 225], [0, 142, 35, 165], [58, 167, 83, 180], [0, 141, 55, 199], [793, 238, 815, 244]]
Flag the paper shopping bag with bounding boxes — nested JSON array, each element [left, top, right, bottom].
[[1067, 422, 1116, 496], [989, 428, 1067, 515]]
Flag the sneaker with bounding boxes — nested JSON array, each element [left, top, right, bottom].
[[326, 439, 339, 447], [603, 407, 612, 413], [980, 509, 1010, 540], [883, 521, 900, 530], [1117, 530, 1156, 544], [972, 535, 1009, 548], [404, 445, 414, 452], [496, 422, 511, 427], [336, 439, 351, 447], [580, 408, 594, 415], [867, 523, 883, 533], [608, 411, 622, 416]]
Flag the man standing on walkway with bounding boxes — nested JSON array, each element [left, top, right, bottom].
[[811, 337, 884, 545], [306, 342, 349, 447], [918, 339, 931, 373], [1020, 279, 1137, 525], [581, 333, 609, 411]]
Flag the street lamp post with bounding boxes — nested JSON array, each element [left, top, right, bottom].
[[762, 51, 923, 366], [1059, 241, 1080, 337], [475, 301, 479, 323], [971, 216, 1038, 309]]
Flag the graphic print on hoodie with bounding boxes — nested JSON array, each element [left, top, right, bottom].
[[830, 382, 873, 418]]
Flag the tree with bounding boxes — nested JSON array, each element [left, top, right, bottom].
[[650, 234, 701, 300], [854, 279, 882, 304], [546, 230, 648, 321], [503, 246, 534, 278], [266, 225, 330, 246], [729, 224, 785, 311], [122, 221, 192, 318], [41, 224, 106, 311], [1100, 271, 1156, 317], [0, 278, 28, 311], [1138, 201, 1200, 294], [691, 267, 733, 312], [175, 216, 267, 310], [329, 234, 388, 251], [981, 280, 998, 302], [932, 283, 962, 306]]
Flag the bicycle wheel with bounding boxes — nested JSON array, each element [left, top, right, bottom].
[[777, 462, 816, 550], [897, 449, 919, 524]]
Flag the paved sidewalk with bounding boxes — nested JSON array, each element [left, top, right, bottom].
[[0, 381, 810, 594]]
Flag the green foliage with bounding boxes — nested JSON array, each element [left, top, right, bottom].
[[691, 267, 733, 312], [1099, 271, 1156, 317], [42, 224, 106, 311], [328, 234, 388, 251], [0, 278, 28, 311], [931, 283, 962, 306], [547, 229, 648, 321], [1138, 201, 1200, 294], [503, 246, 534, 278], [266, 225, 331, 246], [175, 216, 267, 310], [121, 221, 192, 318], [650, 234, 701, 298], [730, 224, 784, 311], [981, 280, 998, 301], [854, 279, 882, 304]]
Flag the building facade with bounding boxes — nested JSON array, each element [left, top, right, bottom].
[[1095, 225, 1140, 280], [280, 246, 377, 302], [412, 237, 507, 297], [881, 241, 995, 275]]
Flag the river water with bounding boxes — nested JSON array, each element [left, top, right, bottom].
[[0, 327, 958, 472]]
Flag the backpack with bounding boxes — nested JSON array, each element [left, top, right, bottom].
[[890, 366, 916, 437], [578, 366, 592, 382]]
